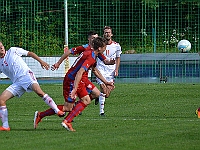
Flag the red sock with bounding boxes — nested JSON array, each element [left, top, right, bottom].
[[64, 102, 86, 123], [57, 105, 64, 111], [40, 105, 64, 118]]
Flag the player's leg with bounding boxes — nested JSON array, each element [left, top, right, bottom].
[[33, 104, 65, 129], [0, 90, 13, 131], [31, 83, 64, 117], [98, 77, 114, 116], [99, 84, 107, 116], [61, 95, 90, 132], [61, 82, 91, 131], [96, 77, 109, 116], [84, 78, 100, 105], [74, 86, 99, 116], [0, 86, 16, 131], [24, 71, 64, 117], [90, 87, 101, 99], [75, 79, 99, 115], [34, 79, 74, 129]]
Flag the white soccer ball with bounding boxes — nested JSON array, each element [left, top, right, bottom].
[[177, 39, 191, 53]]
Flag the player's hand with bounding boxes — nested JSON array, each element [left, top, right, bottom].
[[107, 84, 115, 91], [109, 58, 115, 65], [51, 63, 59, 71], [41, 61, 50, 70], [105, 82, 115, 90], [70, 89, 77, 99], [104, 59, 115, 65]]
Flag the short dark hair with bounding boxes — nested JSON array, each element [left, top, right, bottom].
[[92, 36, 107, 50], [87, 30, 98, 38], [103, 26, 112, 31]]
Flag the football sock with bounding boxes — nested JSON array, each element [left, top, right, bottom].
[[99, 93, 106, 114], [0, 106, 9, 128], [42, 94, 60, 114], [64, 101, 87, 123], [40, 105, 64, 118]]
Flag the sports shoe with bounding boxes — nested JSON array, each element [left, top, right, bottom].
[[196, 108, 200, 118], [34, 111, 42, 129], [61, 120, 76, 132], [0, 126, 10, 131], [57, 110, 65, 117], [95, 98, 99, 105], [100, 113, 105, 117]]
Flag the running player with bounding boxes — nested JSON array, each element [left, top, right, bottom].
[[33, 31, 115, 129], [61, 36, 114, 131]]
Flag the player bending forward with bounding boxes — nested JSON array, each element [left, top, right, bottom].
[[0, 41, 64, 131], [60, 36, 114, 131], [33, 31, 115, 129]]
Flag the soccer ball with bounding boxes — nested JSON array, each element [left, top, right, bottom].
[[177, 39, 191, 53]]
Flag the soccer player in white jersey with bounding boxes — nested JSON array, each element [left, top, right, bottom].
[[96, 26, 122, 116], [0, 41, 64, 131]]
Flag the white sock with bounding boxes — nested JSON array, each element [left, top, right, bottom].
[[99, 93, 106, 114], [0, 106, 9, 128], [43, 94, 60, 114]]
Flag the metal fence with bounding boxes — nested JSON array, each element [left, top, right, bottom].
[[0, 0, 199, 82]]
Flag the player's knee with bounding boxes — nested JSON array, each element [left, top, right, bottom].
[[63, 106, 73, 112], [81, 98, 91, 106]]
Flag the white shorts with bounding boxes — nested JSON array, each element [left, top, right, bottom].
[[6, 72, 38, 97], [96, 76, 114, 85]]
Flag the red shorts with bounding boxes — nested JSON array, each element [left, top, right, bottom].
[[63, 76, 95, 103]]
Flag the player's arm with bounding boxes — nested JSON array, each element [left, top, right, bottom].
[[27, 52, 49, 70], [114, 44, 122, 76], [51, 48, 71, 70], [92, 67, 115, 96], [98, 53, 115, 65], [51, 46, 86, 71], [70, 67, 85, 99], [115, 57, 120, 76], [103, 59, 115, 65], [92, 67, 114, 87]]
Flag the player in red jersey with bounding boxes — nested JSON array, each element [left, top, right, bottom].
[[61, 36, 114, 131], [33, 34, 114, 129]]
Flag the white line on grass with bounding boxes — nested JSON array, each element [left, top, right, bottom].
[[10, 117, 200, 122]]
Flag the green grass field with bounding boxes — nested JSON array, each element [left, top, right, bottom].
[[0, 83, 200, 150]]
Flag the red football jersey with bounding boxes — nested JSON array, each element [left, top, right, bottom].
[[70, 44, 106, 79]]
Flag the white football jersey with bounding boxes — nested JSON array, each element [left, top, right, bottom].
[[96, 41, 122, 76], [0, 47, 30, 82]]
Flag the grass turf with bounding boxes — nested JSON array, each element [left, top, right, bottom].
[[0, 83, 200, 150]]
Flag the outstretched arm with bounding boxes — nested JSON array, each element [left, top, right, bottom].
[[27, 51, 49, 70], [51, 47, 71, 70], [114, 57, 120, 76], [103, 58, 115, 65]]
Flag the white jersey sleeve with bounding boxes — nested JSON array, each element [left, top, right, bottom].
[[14, 47, 29, 56], [116, 43, 122, 57]]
